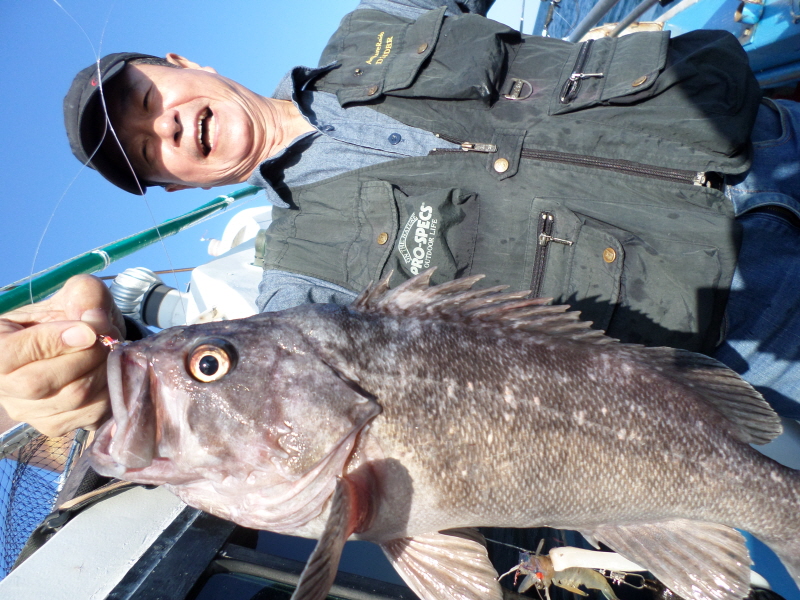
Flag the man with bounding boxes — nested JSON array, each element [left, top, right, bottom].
[[1, 0, 799, 436]]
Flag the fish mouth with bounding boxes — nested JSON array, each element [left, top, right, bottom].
[[89, 348, 160, 479]]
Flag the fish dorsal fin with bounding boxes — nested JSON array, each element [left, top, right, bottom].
[[635, 347, 781, 445], [380, 528, 503, 600], [355, 271, 781, 445], [353, 269, 614, 346], [582, 519, 751, 600]]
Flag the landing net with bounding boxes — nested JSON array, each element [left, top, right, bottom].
[[0, 425, 83, 578]]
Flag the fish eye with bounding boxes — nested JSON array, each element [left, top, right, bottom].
[[187, 340, 237, 383]]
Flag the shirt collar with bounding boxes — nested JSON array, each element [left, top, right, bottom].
[[247, 65, 339, 208]]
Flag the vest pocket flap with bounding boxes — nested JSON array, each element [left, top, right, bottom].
[[533, 207, 623, 332], [383, 6, 445, 91], [349, 180, 400, 287], [330, 7, 445, 106], [564, 219, 624, 333], [550, 32, 670, 115], [601, 31, 669, 102], [384, 13, 516, 102]]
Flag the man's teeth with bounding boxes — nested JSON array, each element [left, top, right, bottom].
[[198, 109, 215, 156]]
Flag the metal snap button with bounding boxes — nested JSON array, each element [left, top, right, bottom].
[[493, 158, 510, 173], [632, 75, 648, 87], [417, 43, 428, 54], [377, 232, 389, 245], [354, 68, 363, 76], [388, 133, 402, 145], [367, 85, 379, 96], [603, 247, 617, 263]]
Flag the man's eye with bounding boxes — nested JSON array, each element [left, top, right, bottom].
[[142, 142, 148, 163], [143, 89, 150, 111]]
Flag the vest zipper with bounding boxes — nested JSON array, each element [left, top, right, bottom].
[[531, 212, 574, 297], [432, 133, 497, 153], [430, 141, 711, 187], [519, 148, 712, 187], [560, 39, 605, 104]]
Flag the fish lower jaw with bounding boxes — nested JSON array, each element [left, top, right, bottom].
[[89, 452, 198, 486]]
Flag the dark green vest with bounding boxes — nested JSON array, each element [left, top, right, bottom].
[[262, 8, 762, 352]]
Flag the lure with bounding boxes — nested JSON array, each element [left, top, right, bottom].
[[496, 541, 632, 600], [97, 335, 129, 351]]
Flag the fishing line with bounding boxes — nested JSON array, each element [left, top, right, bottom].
[[556, 2, 582, 36], [33, 0, 188, 323], [88, 0, 190, 320], [27, 0, 107, 305], [485, 537, 537, 554]]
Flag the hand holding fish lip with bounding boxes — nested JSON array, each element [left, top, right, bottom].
[[88, 271, 800, 600], [0, 274, 124, 436]]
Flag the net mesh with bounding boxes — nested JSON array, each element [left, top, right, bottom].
[[0, 429, 78, 578]]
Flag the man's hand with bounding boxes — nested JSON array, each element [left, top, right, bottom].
[[0, 275, 125, 437]]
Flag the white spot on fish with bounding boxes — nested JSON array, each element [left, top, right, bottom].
[[503, 387, 517, 409], [533, 396, 541, 407], [503, 412, 514, 422], [467, 382, 474, 391], [617, 429, 627, 440], [575, 411, 586, 426], [770, 471, 784, 483], [487, 432, 494, 445], [601, 407, 608, 416]]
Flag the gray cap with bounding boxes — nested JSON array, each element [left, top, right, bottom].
[[64, 52, 158, 195]]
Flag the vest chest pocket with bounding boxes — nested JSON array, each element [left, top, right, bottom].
[[385, 14, 517, 103], [549, 32, 669, 116], [385, 184, 481, 285], [533, 202, 724, 350], [322, 9, 518, 106], [532, 207, 623, 333]]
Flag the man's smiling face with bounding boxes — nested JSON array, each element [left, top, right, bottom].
[[104, 56, 276, 191]]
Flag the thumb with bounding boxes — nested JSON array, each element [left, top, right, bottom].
[[0, 321, 98, 375], [59, 275, 124, 338]]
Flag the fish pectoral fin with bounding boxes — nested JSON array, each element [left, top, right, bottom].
[[380, 528, 503, 600], [291, 477, 358, 600], [585, 519, 751, 600]]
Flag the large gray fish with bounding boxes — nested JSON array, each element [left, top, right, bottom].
[[89, 272, 800, 600]]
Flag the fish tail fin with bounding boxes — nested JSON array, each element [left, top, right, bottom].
[[762, 534, 800, 593]]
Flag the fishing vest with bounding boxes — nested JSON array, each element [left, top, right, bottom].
[[261, 8, 762, 352]]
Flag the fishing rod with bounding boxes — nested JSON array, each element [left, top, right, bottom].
[[0, 185, 261, 315], [2, 268, 198, 290]]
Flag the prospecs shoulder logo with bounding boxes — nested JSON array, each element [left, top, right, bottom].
[[397, 203, 438, 275], [366, 31, 393, 65]]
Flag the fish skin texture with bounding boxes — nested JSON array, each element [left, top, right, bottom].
[[89, 271, 800, 600]]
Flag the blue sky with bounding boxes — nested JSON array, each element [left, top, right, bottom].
[[0, 0, 529, 297]]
